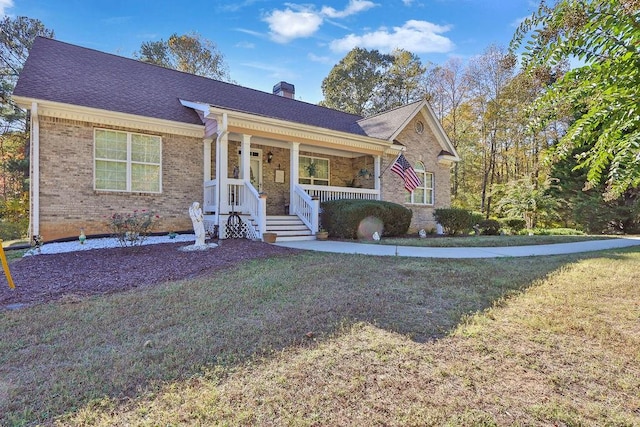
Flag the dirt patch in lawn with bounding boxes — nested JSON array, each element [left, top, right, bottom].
[[0, 239, 299, 308]]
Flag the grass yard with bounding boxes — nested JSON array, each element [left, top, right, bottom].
[[1, 247, 639, 425], [375, 234, 611, 247]]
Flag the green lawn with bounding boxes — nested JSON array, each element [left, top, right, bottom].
[[1, 247, 639, 426], [373, 234, 611, 247]]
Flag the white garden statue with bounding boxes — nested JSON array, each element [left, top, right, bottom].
[[189, 201, 206, 246]]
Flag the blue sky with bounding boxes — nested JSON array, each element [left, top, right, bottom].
[[3, 0, 539, 103]]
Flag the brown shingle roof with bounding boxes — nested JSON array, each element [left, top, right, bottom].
[[14, 37, 368, 136], [357, 101, 424, 140]]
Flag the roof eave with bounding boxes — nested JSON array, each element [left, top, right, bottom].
[[202, 105, 395, 154], [14, 96, 205, 138]]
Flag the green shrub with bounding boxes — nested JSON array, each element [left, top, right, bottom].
[[501, 217, 526, 234], [107, 210, 159, 247], [320, 199, 411, 239], [433, 208, 474, 235], [478, 219, 501, 235], [518, 227, 586, 236], [0, 220, 28, 241]]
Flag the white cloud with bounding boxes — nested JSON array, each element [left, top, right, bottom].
[[264, 1, 377, 43], [0, 0, 13, 16], [235, 41, 256, 49], [241, 61, 298, 80], [307, 52, 333, 64], [321, 0, 376, 19], [263, 7, 323, 43], [402, 0, 414, 5], [329, 20, 454, 53]]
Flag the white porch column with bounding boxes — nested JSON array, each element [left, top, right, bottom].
[[218, 130, 229, 213], [289, 141, 300, 215], [203, 138, 212, 181], [374, 155, 381, 200], [240, 134, 251, 181]]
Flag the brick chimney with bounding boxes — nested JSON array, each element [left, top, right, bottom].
[[273, 81, 295, 99]]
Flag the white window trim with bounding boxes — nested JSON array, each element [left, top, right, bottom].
[[406, 164, 434, 206], [299, 154, 330, 186], [94, 128, 162, 193]]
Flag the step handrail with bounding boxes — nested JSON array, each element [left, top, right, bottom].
[[293, 184, 319, 233]]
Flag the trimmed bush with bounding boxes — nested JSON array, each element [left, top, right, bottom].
[[478, 219, 501, 235], [320, 199, 412, 239], [501, 217, 526, 234], [433, 208, 474, 235], [0, 220, 27, 241], [518, 227, 586, 236]]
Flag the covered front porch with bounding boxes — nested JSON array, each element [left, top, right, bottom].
[[202, 138, 383, 240], [179, 101, 397, 241]]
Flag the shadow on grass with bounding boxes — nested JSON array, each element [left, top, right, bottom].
[[1, 247, 638, 425]]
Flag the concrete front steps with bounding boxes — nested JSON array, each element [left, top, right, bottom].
[[266, 215, 315, 242]]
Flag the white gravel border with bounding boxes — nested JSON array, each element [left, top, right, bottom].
[[24, 234, 199, 256]]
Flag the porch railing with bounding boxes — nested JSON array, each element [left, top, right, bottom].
[[293, 184, 319, 233], [204, 179, 265, 237], [300, 184, 379, 203], [204, 179, 217, 214]]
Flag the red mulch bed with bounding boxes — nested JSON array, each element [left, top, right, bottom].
[[0, 239, 300, 308]]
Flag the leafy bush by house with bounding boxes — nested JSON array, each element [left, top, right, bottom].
[[320, 199, 411, 239], [478, 219, 501, 235], [433, 208, 475, 235], [0, 220, 27, 241], [518, 227, 586, 236], [501, 217, 526, 234]]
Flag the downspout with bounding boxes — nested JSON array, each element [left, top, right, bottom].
[[30, 102, 40, 239], [215, 113, 228, 229]]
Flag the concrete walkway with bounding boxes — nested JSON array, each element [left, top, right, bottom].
[[275, 236, 640, 258]]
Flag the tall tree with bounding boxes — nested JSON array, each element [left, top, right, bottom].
[[136, 32, 231, 81], [320, 47, 394, 116], [377, 49, 428, 110], [425, 58, 471, 199], [465, 45, 516, 217], [0, 16, 53, 235], [511, 0, 640, 200], [1, 16, 54, 132]]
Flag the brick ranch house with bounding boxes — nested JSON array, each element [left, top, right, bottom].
[[13, 37, 459, 242]]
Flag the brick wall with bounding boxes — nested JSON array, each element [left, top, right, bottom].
[[380, 113, 453, 232], [37, 116, 202, 241]]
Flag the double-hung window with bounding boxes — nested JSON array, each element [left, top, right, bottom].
[[94, 129, 162, 193], [299, 155, 329, 186], [406, 161, 434, 205]]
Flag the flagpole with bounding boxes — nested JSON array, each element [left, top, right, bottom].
[[378, 150, 404, 178]]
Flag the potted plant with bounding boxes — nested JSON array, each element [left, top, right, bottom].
[[262, 232, 277, 243], [306, 162, 317, 177], [316, 228, 329, 240]]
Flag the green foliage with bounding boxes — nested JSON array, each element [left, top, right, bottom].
[[320, 47, 427, 116], [107, 210, 159, 247], [500, 217, 527, 234], [320, 199, 411, 239], [1, 16, 54, 131], [0, 220, 27, 240], [518, 228, 585, 236], [511, 0, 640, 200], [433, 208, 475, 235], [135, 32, 231, 81], [477, 219, 501, 235], [320, 47, 394, 116], [549, 144, 640, 234], [494, 179, 558, 229]]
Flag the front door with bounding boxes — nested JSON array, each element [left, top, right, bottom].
[[239, 148, 262, 192]]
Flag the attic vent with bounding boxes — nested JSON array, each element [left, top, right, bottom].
[[273, 81, 295, 99]]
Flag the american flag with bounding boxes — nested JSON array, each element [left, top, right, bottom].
[[391, 154, 422, 192]]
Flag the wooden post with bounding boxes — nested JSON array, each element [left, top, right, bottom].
[[0, 240, 15, 289]]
